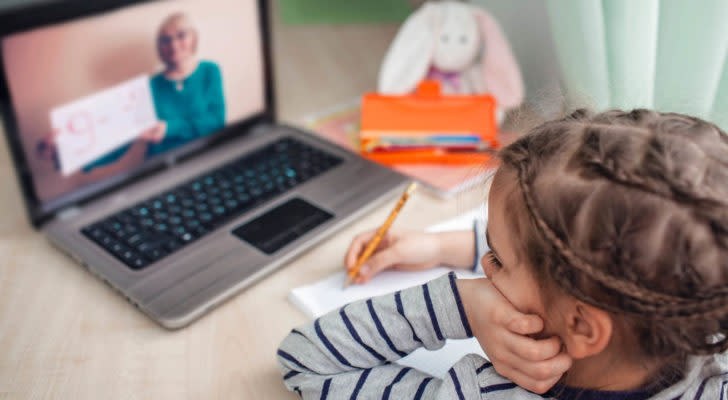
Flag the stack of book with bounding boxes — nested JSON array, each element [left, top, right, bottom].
[[304, 81, 511, 198], [359, 80, 499, 166]]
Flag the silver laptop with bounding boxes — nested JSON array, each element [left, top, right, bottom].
[[0, 0, 406, 329]]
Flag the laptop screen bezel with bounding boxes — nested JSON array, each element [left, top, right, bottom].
[[0, 0, 276, 228]]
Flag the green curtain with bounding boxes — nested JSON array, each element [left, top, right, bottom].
[[544, 0, 728, 129]]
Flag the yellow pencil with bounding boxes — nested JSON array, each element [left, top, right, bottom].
[[343, 182, 418, 288]]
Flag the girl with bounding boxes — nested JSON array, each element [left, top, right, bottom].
[[277, 109, 728, 399]]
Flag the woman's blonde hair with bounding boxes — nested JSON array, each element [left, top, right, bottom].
[[497, 109, 728, 362], [156, 12, 198, 61]]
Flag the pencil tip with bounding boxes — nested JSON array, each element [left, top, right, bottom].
[[406, 182, 418, 195]]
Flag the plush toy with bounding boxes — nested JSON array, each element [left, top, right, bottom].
[[378, 1, 524, 111]]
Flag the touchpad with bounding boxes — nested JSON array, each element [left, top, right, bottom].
[[232, 198, 334, 255]]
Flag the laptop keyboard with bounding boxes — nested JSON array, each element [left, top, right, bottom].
[[81, 137, 343, 270]]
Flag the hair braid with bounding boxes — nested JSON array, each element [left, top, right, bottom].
[[516, 161, 728, 323], [499, 109, 728, 358], [516, 164, 687, 306]]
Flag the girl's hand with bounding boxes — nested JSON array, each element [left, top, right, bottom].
[[344, 230, 443, 284], [457, 278, 573, 394], [140, 121, 167, 143]]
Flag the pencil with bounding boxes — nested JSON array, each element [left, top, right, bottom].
[[343, 182, 418, 288]]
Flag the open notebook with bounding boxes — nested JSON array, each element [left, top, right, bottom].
[[288, 207, 489, 377]]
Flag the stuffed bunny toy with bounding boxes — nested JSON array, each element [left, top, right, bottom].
[[378, 1, 524, 111]]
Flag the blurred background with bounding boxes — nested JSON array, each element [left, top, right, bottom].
[[272, 0, 728, 131], [2, 0, 726, 131], [269, 0, 562, 130]]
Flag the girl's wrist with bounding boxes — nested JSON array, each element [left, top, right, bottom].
[[434, 230, 477, 269]]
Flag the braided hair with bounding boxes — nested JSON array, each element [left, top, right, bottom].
[[498, 109, 728, 359]]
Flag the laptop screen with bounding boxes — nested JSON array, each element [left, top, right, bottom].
[[0, 0, 266, 214]]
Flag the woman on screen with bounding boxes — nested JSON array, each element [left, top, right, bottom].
[[142, 12, 226, 155], [75, 12, 227, 172]]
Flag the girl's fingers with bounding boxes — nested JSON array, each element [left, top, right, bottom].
[[502, 333, 562, 362], [507, 313, 544, 335], [511, 352, 572, 388], [486, 362, 564, 395], [345, 231, 396, 271], [488, 337, 571, 388], [480, 284, 544, 336], [355, 248, 400, 281], [345, 231, 376, 270]]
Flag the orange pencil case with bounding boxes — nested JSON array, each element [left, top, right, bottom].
[[359, 80, 499, 165]]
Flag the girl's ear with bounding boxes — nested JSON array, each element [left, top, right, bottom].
[[561, 301, 613, 359], [378, 3, 439, 94], [469, 6, 524, 109]]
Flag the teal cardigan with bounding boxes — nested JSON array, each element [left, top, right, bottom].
[[83, 60, 225, 171]]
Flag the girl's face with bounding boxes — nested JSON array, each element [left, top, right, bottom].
[[482, 173, 563, 338], [158, 20, 196, 67]]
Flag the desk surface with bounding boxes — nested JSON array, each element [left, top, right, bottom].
[[0, 7, 491, 399]]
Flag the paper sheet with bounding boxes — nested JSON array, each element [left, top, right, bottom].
[[288, 207, 489, 377], [51, 74, 158, 176]]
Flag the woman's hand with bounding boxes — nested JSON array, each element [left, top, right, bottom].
[[140, 121, 167, 143], [457, 278, 572, 394], [35, 130, 60, 161], [344, 230, 445, 284]]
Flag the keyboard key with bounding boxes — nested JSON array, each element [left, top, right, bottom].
[[100, 234, 115, 247], [165, 240, 183, 252], [86, 227, 105, 240], [141, 246, 167, 261], [120, 249, 137, 262], [126, 233, 144, 247], [81, 137, 342, 270], [130, 257, 148, 269]]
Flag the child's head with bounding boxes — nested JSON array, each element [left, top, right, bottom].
[[485, 109, 728, 381]]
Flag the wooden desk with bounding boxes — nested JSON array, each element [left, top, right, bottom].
[[0, 8, 488, 399]]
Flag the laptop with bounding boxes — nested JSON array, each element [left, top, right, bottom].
[[0, 0, 406, 329]]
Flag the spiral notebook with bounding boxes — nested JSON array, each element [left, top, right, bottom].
[[288, 208, 489, 377]]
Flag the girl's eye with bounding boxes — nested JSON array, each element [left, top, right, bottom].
[[486, 251, 503, 268]]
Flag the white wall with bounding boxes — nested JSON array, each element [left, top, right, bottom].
[[471, 0, 563, 116]]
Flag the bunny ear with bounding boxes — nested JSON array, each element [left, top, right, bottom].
[[378, 3, 439, 94], [470, 7, 524, 109]]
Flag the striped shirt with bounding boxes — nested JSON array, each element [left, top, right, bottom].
[[277, 273, 728, 399]]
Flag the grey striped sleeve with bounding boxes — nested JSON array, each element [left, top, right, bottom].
[[277, 272, 475, 399]]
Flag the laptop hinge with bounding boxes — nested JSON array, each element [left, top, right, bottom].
[[57, 206, 82, 221], [250, 123, 273, 136]]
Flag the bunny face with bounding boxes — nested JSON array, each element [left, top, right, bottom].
[[378, 1, 524, 109], [431, 4, 481, 72]]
